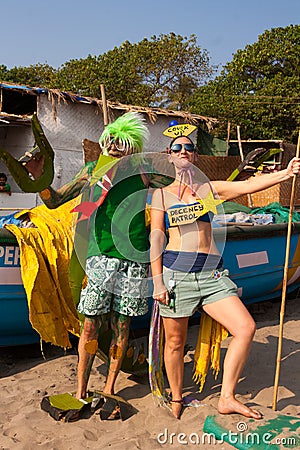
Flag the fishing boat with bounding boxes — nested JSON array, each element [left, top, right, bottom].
[[215, 222, 300, 303], [0, 228, 40, 346], [1, 220, 300, 346]]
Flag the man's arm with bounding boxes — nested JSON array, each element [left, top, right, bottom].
[[25, 156, 96, 209]]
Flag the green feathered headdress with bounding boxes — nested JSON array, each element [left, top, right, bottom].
[[99, 112, 149, 155]]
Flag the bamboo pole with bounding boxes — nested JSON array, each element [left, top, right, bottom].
[[100, 84, 108, 127], [0, 207, 28, 210], [272, 130, 300, 410], [226, 121, 231, 157], [236, 126, 244, 162], [237, 125, 253, 207]]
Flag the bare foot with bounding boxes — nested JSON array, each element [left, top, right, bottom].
[[75, 390, 87, 400], [218, 396, 263, 419], [171, 400, 184, 420], [102, 389, 114, 396]]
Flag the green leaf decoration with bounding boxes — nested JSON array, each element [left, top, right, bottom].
[[90, 154, 119, 185], [0, 113, 54, 192], [49, 393, 86, 411]]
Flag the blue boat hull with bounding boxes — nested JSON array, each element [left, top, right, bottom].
[[1, 223, 300, 346], [0, 232, 40, 345], [215, 223, 300, 304]]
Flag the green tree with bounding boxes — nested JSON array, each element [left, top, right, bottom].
[[131, 33, 213, 108], [44, 33, 214, 108], [190, 25, 300, 143], [0, 65, 9, 81], [1, 63, 58, 88], [1, 34, 213, 109], [57, 42, 144, 104]]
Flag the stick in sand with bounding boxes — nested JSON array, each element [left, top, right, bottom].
[[272, 130, 300, 410]]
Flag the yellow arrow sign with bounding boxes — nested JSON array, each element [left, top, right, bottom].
[[163, 123, 197, 138], [167, 191, 223, 227]]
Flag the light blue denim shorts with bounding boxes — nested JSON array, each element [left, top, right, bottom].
[[159, 267, 238, 318]]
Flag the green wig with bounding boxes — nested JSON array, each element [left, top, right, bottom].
[[99, 112, 149, 155]]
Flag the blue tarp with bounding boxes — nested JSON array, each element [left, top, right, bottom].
[[0, 213, 22, 227]]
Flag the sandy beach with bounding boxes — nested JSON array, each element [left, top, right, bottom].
[[1, 296, 299, 450]]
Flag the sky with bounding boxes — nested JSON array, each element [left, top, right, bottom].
[[1, 0, 299, 73]]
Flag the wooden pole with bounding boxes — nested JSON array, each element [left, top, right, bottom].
[[272, 130, 300, 410], [0, 207, 28, 211], [100, 84, 108, 127], [226, 121, 231, 157], [237, 125, 253, 207], [236, 125, 244, 161]]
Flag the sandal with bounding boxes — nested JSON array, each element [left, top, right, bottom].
[[100, 397, 121, 421], [95, 390, 138, 421], [171, 399, 184, 420]]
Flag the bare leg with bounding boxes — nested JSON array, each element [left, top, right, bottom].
[[203, 296, 262, 419], [76, 316, 102, 399], [103, 311, 131, 395], [162, 316, 189, 418]]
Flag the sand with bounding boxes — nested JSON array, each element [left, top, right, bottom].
[[1, 297, 299, 450]]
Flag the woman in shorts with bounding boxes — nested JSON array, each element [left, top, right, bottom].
[[150, 134, 300, 419]]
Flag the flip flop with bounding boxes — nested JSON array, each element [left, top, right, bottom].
[[100, 398, 121, 420], [95, 391, 138, 421]]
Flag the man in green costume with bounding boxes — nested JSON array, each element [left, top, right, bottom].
[[24, 112, 159, 416]]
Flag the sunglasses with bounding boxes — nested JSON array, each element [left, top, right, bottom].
[[170, 143, 196, 153], [100, 137, 126, 152]]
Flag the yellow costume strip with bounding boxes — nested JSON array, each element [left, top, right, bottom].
[[193, 312, 228, 392], [6, 198, 81, 348]]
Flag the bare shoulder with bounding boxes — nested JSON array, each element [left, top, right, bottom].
[[195, 181, 214, 195], [151, 188, 163, 207]]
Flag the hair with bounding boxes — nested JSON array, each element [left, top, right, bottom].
[[167, 135, 196, 155], [0, 173, 7, 181], [169, 135, 195, 148], [99, 112, 149, 155]]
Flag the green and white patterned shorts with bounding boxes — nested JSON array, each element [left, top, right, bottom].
[[77, 255, 149, 317]]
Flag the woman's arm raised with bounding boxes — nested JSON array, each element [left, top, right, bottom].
[[211, 157, 300, 202]]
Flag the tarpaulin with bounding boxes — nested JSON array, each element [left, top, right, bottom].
[[6, 198, 81, 348]]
